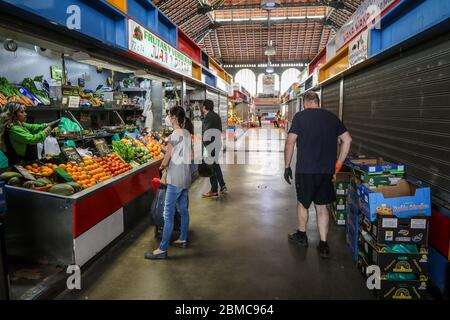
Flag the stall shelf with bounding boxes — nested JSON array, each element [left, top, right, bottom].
[[5, 158, 162, 268]]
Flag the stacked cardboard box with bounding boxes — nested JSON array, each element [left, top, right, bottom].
[[345, 157, 432, 300], [332, 170, 352, 226], [345, 180, 360, 261]]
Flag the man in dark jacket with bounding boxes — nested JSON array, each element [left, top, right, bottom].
[[202, 99, 227, 198]]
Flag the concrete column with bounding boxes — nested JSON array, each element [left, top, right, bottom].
[[181, 79, 187, 106], [151, 81, 164, 130]]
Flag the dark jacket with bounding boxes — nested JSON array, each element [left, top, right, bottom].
[[202, 110, 222, 147]]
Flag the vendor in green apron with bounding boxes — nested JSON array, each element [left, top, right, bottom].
[[0, 102, 60, 165]]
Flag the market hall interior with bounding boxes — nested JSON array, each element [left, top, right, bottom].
[[56, 127, 373, 300]]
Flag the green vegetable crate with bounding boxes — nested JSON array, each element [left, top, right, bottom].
[[332, 170, 351, 226], [334, 171, 352, 196], [332, 204, 347, 226], [355, 172, 404, 187], [348, 158, 405, 187]]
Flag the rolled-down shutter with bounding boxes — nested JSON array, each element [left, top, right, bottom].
[[322, 80, 340, 117], [206, 90, 219, 113], [343, 33, 450, 204], [219, 94, 228, 129]]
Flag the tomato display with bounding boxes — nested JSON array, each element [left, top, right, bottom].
[[94, 154, 132, 177]]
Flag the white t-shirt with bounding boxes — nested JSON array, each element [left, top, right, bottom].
[[167, 129, 192, 189]]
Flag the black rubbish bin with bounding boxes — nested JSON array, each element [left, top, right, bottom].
[[0, 222, 10, 300]]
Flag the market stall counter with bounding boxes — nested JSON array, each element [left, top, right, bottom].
[[4, 158, 161, 268]]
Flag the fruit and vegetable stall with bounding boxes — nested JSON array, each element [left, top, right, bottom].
[[2, 134, 168, 268]]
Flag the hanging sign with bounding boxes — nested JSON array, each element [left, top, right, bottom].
[[333, 0, 396, 52], [128, 19, 192, 77], [263, 75, 275, 95], [349, 30, 369, 67]]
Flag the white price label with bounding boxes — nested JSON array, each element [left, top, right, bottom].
[[411, 219, 427, 229], [68, 96, 80, 109], [337, 190, 345, 195], [369, 167, 376, 172], [382, 218, 398, 229]]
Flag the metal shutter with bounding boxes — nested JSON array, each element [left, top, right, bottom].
[[219, 94, 228, 129], [206, 90, 219, 113], [343, 33, 450, 204], [322, 80, 340, 117]]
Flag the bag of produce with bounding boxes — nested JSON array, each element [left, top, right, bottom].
[[58, 117, 81, 133], [63, 140, 77, 148]]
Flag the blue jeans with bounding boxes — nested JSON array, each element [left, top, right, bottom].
[[210, 163, 225, 193], [159, 184, 190, 251]]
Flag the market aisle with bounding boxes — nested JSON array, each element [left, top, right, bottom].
[[57, 127, 373, 300]]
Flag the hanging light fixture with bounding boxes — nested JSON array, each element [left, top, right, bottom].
[[264, 9, 276, 57], [261, 0, 281, 10], [265, 40, 276, 56]]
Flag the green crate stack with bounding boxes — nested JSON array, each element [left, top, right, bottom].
[[332, 171, 351, 226]]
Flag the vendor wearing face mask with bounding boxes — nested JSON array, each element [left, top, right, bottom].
[[0, 102, 60, 164]]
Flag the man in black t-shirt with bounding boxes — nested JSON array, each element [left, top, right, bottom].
[[284, 91, 352, 259]]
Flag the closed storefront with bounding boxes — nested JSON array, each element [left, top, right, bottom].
[[321, 80, 340, 117], [343, 32, 450, 203]]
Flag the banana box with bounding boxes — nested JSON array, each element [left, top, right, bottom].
[[358, 179, 431, 221], [358, 254, 428, 300], [359, 229, 428, 275], [359, 213, 429, 246]]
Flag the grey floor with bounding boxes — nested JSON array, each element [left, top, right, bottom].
[[57, 127, 373, 300]]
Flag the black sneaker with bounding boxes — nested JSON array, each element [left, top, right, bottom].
[[220, 185, 228, 194], [288, 231, 308, 247], [318, 242, 330, 259]]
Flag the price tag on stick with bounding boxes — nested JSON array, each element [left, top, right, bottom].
[[68, 96, 80, 109], [61, 147, 83, 163], [93, 139, 111, 157], [14, 165, 37, 181]]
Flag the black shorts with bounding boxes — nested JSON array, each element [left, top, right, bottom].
[[295, 174, 336, 209]]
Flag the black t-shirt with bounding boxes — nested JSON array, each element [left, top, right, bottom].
[[289, 108, 347, 174]]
